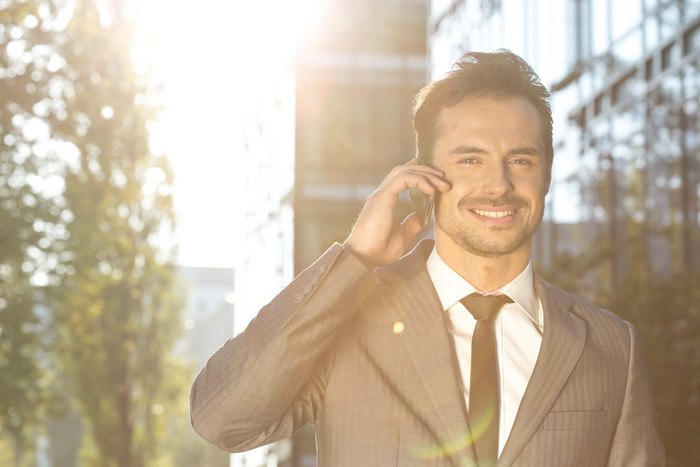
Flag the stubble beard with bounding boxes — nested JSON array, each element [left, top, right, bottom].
[[434, 194, 545, 258]]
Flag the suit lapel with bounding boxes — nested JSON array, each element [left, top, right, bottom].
[[376, 241, 477, 466], [497, 276, 586, 466]]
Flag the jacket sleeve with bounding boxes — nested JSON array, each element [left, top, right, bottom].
[[607, 322, 666, 466], [189, 243, 376, 452]]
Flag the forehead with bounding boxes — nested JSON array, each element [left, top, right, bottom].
[[436, 96, 545, 148]]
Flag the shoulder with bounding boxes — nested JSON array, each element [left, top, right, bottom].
[[536, 274, 634, 341]]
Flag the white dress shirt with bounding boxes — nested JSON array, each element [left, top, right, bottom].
[[426, 247, 544, 456]]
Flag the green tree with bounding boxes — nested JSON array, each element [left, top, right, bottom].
[[0, 1, 64, 463], [41, 2, 188, 466], [0, 0, 219, 465]]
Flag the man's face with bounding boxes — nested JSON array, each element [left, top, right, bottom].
[[432, 96, 549, 259]]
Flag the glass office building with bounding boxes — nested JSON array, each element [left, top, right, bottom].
[[561, 0, 700, 283], [429, 0, 700, 290]]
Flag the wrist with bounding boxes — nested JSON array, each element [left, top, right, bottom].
[[342, 241, 379, 270]]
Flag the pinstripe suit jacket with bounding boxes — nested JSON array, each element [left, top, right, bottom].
[[190, 240, 665, 466]]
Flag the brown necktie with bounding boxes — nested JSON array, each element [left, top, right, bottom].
[[460, 293, 512, 467]]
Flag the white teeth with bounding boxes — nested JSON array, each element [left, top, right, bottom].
[[473, 209, 515, 219]]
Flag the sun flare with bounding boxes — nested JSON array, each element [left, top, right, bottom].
[[126, 0, 322, 267]]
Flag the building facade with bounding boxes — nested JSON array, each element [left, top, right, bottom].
[[558, 0, 700, 283]]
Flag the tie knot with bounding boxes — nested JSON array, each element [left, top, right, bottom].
[[460, 293, 512, 321]]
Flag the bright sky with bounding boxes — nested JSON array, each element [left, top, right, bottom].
[[132, 0, 322, 268]]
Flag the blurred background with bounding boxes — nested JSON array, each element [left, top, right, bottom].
[[1, 0, 699, 465]]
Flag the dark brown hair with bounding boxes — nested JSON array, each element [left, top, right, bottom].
[[412, 50, 553, 180]]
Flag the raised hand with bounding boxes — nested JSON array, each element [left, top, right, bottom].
[[343, 158, 450, 269]]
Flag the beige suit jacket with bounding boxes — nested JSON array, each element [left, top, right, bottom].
[[190, 241, 665, 466]]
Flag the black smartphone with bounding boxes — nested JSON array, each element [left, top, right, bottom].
[[410, 187, 434, 227], [409, 156, 434, 227]]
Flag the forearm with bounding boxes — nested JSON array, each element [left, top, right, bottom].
[[189, 243, 376, 451]]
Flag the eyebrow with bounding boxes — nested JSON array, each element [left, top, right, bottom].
[[449, 145, 542, 157]]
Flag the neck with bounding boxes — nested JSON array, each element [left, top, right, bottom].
[[434, 236, 531, 292]]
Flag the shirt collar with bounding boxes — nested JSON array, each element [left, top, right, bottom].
[[426, 246, 540, 325]]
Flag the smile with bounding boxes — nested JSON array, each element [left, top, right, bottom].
[[472, 209, 515, 219]]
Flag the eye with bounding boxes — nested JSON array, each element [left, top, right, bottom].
[[510, 158, 533, 167], [457, 157, 480, 165]]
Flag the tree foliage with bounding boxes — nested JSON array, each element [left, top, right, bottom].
[[0, 0, 63, 462], [0, 0, 210, 465]]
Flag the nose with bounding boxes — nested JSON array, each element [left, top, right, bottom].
[[481, 162, 513, 197]]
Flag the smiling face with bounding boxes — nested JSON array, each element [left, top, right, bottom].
[[432, 96, 550, 263]]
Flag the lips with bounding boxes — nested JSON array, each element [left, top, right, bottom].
[[472, 209, 515, 219], [458, 196, 527, 220]]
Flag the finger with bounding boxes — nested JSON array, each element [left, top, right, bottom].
[[384, 168, 450, 196], [384, 160, 449, 186], [401, 158, 445, 177], [407, 173, 451, 195], [401, 160, 450, 189]]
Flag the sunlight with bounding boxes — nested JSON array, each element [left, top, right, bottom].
[[130, 0, 323, 91], [127, 0, 323, 267], [228, 0, 324, 73]]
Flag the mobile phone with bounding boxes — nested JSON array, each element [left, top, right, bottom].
[[409, 155, 434, 227], [410, 187, 434, 227]]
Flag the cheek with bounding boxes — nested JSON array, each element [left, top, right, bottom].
[[434, 190, 455, 217], [434, 187, 469, 220], [516, 174, 548, 197]]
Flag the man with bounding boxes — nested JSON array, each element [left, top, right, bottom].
[[190, 50, 665, 466]]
